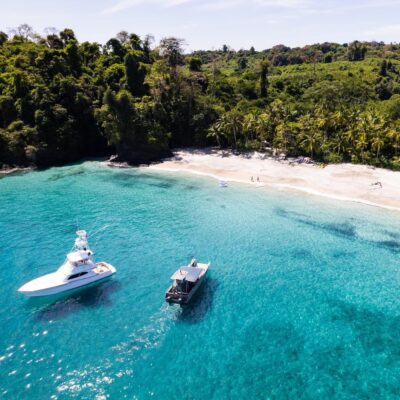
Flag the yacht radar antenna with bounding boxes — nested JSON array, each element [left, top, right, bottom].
[[75, 230, 89, 250]]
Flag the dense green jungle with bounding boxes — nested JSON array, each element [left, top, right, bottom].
[[1, 25, 400, 168]]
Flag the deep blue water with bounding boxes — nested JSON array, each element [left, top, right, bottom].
[[1, 162, 400, 399]]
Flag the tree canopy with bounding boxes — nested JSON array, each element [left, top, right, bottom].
[[1, 25, 400, 169]]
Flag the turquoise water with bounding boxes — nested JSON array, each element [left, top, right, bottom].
[[1, 162, 400, 399]]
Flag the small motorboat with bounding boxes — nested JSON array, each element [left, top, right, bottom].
[[18, 230, 116, 297], [165, 259, 210, 305], [219, 180, 228, 188]]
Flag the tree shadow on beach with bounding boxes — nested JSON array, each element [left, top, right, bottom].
[[29, 279, 122, 322], [175, 278, 218, 324]]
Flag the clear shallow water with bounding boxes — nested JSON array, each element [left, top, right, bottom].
[[1, 162, 400, 399]]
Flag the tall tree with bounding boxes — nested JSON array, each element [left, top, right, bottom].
[[124, 53, 146, 96], [59, 28, 76, 44], [9, 24, 34, 40], [189, 57, 202, 72], [106, 38, 126, 59], [0, 32, 8, 46], [158, 37, 185, 68], [129, 33, 143, 51], [117, 30, 129, 44], [259, 59, 269, 98]]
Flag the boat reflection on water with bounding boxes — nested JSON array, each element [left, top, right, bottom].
[[175, 278, 218, 324], [30, 279, 122, 322]]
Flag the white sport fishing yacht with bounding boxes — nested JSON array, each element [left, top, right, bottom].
[[165, 259, 210, 305], [18, 230, 116, 297]]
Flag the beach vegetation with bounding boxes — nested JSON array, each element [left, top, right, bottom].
[[1, 25, 400, 169]]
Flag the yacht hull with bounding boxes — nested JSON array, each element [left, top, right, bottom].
[[18, 263, 116, 297]]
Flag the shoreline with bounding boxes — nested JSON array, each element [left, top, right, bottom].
[[3, 151, 400, 213], [0, 166, 33, 175], [145, 148, 400, 213]]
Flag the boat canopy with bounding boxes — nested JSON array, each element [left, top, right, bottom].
[[171, 266, 202, 282], [67, 250, 90, 263]]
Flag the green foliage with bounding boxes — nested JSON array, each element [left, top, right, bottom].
[[158, 37, 185, 68], [188, 56, 202, 72], [237, 57, 247, 71], [381, 94, 400, 120], [347, 41, 367, 61], [379, 60, 387, 76], [124, 53, 146, 96], [105, 38, 126, 60], [1, 24, 400, 169], [0, 32, 9, 46], [259, 59, 268, 98], [60, 28, 76, 44], [129, 33, 142, 51]]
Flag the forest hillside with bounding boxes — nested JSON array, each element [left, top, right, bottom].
[[1, 25, 400, 169]]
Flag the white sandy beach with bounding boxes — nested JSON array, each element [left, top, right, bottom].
[[148, 148, 400, 212]]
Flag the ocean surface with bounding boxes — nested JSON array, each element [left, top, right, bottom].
[[1, 162, 400, 399]]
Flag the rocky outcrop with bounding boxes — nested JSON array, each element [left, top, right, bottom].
[[111, 142, 172, 165]]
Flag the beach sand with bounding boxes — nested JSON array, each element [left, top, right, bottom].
[[147, 148, 400, 212]]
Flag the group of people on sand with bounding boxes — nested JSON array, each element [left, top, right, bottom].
[[251, 176, 260, 182]]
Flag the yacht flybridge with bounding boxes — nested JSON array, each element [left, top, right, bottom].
[[165, 259, 210, 305], [18, 230, 116, 297]]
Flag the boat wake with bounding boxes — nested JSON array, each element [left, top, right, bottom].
[[111, 305, 176, 359]]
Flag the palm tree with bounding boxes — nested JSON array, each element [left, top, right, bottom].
[[255, 113, 272, 143], [298, 114, 322, 157], [243, 113, 258, 145], [212, 117, 229, 147], [371, 131, 385, 162], [275, 122, 297, 154], [210, 112, 243, 149], [207, 125, 222, 148], [331, 110, 344, 132], [362, 110, 386, 163], [332, 133, 347, 157], [387, 127, 400, 156], [299, 130, 321, 157], [356, 131, 368, 163], [228, 112, 243, 149], [218, 112, 243, 149]]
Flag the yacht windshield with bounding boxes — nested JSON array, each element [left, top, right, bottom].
[[68, 272, 88, 280]]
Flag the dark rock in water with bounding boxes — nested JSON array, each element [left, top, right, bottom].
[[112, 143, 172, 166], [1, 136, 170, 169], [35, 140, 110, 167]]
